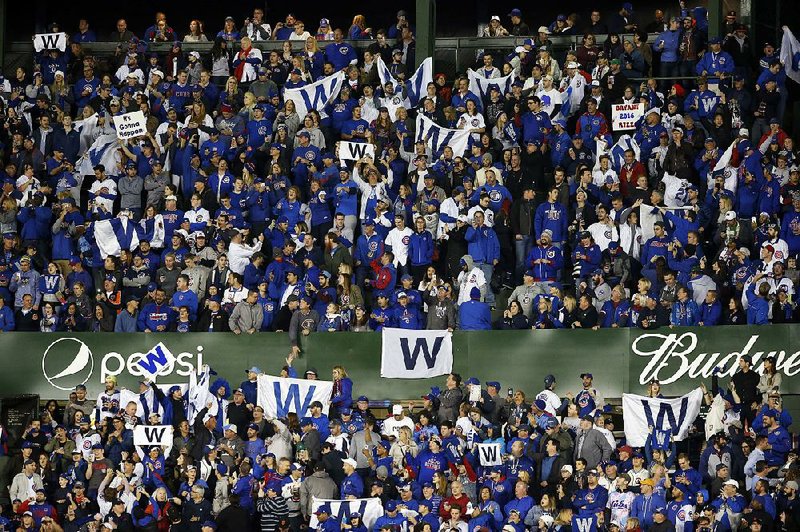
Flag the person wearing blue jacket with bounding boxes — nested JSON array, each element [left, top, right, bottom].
[[408, 218, 434, 284], [0, 298, 14, 331], [655, 18, 682, 81], [525, 232, 563, 282], [465, 211, 500, 307], [534, 188, 568, 244], [572, 232, 602, 280], [745, 274, 770, 324], [137, 288, 175, 331], [459, 287, 491, 330], [670, 287, 699, 326], [696, 36, 735, 83], [762, 409, 792, 465], [781, 193, 800, 256], [631, 479, 667, 530], [698, 290, 722, 326], [710, 481, 747, 531], [573, 470, 609, 516]]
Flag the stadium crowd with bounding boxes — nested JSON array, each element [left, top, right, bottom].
[[1, 359, 798, 531], [0, 3, 799, 528], [0, 4, 798, 335]]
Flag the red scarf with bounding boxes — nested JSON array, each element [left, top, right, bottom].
[[235, 47, 252, 80]]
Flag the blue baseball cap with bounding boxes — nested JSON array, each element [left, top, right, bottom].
[[466, 377, 480, 385], [486, 381, 501, 389], [300, 417, 314, 426]]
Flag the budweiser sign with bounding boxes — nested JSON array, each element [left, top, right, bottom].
[[632, 332, 800, 385]]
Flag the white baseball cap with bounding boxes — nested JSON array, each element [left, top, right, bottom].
[[342, 458, 358, 468], [724, 479, 739, 488], [392, 404, 403, 415], [223, 424, 237, 433]]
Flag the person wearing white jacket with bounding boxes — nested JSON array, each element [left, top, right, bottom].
[[231, 37, 263, 82], [227, 231, 263, 275], [384, 214, 414, 272]]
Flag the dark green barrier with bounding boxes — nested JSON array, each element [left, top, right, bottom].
[[3, 326, 799, 401]]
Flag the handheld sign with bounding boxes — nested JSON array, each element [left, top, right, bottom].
[[113, 111, 147, 140], [136, 342, 176, 379], [133, 425, 173, 446], [611, 103, 645, 131], [339, 141, 376, 161]]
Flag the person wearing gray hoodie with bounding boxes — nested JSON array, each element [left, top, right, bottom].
[[228, 290, 264, 334], [300, 462, 338, 519], [687, 266, 717, 306]]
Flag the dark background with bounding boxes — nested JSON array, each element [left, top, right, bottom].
[[16, 0, 705, 41]]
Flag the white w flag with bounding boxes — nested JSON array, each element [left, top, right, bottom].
[[476, 442, 504, 466], [285, 71, 345, 120], [188, 364, 215, 424], [376, 56, 433, 107], [780, 26, 800, 85], [309, 498, 383, 529], [640, 203, 692, 242], [93, 217, 141, 258], [76, 134, 122, 177], [257, 375, 333, 418], [467, 69, 516, 100], [711, 140, 739, 194], [415, 114, 471, 157], [610, 135, 641, 171], [381, 328, 453, 378], [34, 33, 67, 52], [622, 388, 703, 447]]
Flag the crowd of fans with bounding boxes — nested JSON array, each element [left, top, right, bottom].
[[0, 3, 796, 335], [0, 3, 798, 532], [1, 358, 797, 531]]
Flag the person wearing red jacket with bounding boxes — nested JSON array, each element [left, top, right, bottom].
[[619, 149, 648, 198], [366, 251, 397, 298]]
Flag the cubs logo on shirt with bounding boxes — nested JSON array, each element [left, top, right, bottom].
[[305, 150, 316, 161], [402, 235, 410, 245]]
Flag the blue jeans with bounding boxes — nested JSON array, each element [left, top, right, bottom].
[[514, 236, 533, 284], [477, 262, 496, 305]]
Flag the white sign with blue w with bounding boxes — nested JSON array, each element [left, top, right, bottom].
[[257, 374, 333, 418], [622, 388, 703, 447], [381, 328, 453, 379], [284, 71, 345, 120]]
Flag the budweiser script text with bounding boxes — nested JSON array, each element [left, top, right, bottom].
[[632, 332, 800, 385]]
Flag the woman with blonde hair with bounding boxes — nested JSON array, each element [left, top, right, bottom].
[[389, 426, 419, 469], [218, 76, 243, 111], [553, 508, 573, 530], [348, 15, 372, 39], [331, 365, 353, 418], [239, 91, 257, 120], [304, 36, 325, 80]]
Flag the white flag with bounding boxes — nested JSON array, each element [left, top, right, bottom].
[[476, 442, 504, 466], [93, 217, 141, 259], [285, 71, 345, 120], [380, 328, 453, 379], [76, 133, 122, 177], [188, 365, 215, 424], [415, 114, 471, 157], [711, 140, 739, 194], [467, 69, 516, 100], [257, 375, 333, 418], [780, 26, 800, 85], [309, 498, 384, 529], [34, 33, 67, 52], [376, 57, 433, 108], [622, 388, 703, 447]]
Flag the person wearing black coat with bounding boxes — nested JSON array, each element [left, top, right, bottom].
[[216, 494, 250, 532], [190, 405, 218, 461]]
